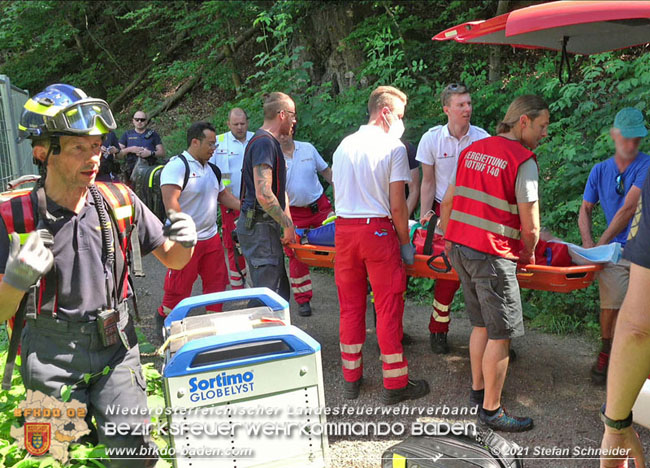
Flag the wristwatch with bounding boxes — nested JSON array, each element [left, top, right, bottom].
[[600, 404, 633, 430]]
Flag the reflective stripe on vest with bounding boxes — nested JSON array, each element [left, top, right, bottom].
[[445, 136, 536, 258], [455, 185, 519, 215], [449, 210, 521, 240]]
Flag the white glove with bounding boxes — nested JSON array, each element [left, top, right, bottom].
[[163, 210, 197, 248], [3, 232, 54, 292], [400, 243, 415, 265]]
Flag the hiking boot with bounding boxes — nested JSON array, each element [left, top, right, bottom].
[[402, 332, 414, 346], [591, 351, 609, 385], [430, 332, 450, 354], [343, 378, 362, 400], [382, 379, 430, 405], [469, 388, 485, 409], [298, 302, 312, 317], [478, 407, 534, 432]]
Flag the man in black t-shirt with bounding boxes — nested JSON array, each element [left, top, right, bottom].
[[236, 92, 297, 301], [600, 170, 650, 467]]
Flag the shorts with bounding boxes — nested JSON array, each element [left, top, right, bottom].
[[596, 256, 631, 310], [449, 243, 525, 340]]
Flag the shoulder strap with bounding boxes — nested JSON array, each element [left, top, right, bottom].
[[93, 182, 138, 301], [0, 193, 36, 242], [177, 153, 191, 191], [207, 162, 222, 185], [94, 182, 134, 245]]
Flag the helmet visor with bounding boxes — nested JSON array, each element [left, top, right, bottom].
[[46, 99, 117, 136]]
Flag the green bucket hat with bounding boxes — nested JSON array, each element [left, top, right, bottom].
[[614, 107, 648, 138]]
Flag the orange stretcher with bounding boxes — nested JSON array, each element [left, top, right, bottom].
[[288, 243, 603, 293]]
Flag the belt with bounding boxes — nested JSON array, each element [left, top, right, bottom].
[[26, 302, 130, 335], [27, 316, 100, 334], [243, 208, 274, 221], [336, 217, 391, 225]]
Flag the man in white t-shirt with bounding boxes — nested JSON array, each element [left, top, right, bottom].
[[279, 129, 334, 316], [210, 108, 254, 289], [157, 122, 241, 332], [416, 83, 490, 354], [332, 85, 430, 405]]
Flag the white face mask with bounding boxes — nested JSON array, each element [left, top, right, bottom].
[[384, 112, 405, 139]]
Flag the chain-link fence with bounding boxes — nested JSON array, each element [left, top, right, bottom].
[[0, 76, 37, 190]]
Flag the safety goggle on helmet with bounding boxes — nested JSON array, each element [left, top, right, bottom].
[[18, 83, 117, 141]]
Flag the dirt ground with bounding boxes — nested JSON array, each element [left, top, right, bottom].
[[134, 254, 649, 468]]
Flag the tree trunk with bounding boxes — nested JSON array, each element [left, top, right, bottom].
[[148, 24, 258, 119], [488, 0, 510, 83], [110, 30, 189, 111]]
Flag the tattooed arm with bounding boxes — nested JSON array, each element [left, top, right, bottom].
[[253, 164, 296, 244]]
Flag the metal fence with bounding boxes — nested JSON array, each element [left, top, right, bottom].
[[0, 75, 37, 190]]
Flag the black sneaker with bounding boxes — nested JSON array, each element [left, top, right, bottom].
[[382, 379, 430, 405], [469, 388, 484, 409], [402, 332, 414, 346], [298, 302, 312, 317], [155, 311, 166, 343], [590, 351, 609, 385], [478, 407, 534, 432], [429, 332, 450, 354], [343, 378, 362, 400]]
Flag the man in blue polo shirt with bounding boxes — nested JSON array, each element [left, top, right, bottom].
[[579, 107, 650, 385]]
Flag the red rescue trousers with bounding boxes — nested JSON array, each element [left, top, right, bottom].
[[283, 194, 332, 305], [335, 217, 408, 390], [221, 206, 247, 289], [159, 234, 228, 316], [428, 201, 460, 333]]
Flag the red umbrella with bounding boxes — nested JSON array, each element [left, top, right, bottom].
[[434, 1, 650, 55]]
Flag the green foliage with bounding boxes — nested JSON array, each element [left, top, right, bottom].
[[0, 323, 169, 467], [2, 0, 649, 334]]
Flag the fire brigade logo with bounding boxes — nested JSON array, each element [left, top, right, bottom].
[[24, 423, 51, 456]]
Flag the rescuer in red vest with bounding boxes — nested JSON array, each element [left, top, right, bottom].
[[440, 95, 549, 432]]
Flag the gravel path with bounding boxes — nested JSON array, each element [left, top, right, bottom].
[[134, 254, 649, 468]]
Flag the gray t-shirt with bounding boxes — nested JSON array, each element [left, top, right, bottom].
[[0, 187, 165, 321], [450, 158, 538, 203]]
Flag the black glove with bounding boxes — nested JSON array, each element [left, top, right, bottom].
[[163, 210, 197, 248]]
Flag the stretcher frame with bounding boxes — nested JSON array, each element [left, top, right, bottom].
[[288, 243, 603, 293]]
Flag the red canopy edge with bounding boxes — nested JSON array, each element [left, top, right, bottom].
[[506, 1, 650, 37]]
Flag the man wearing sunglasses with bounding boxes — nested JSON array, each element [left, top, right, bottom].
[[579, 107, 650, 385], [118, 111, 165, 182], [416, 83, 489, 354]]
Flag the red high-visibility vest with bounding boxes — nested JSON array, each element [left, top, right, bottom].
[[0, 182, 134, 323], [445, 136, 537, 259]]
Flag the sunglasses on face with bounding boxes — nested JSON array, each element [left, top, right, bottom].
[[133, 118, 147, 122], [615, 174, 625, 196]]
